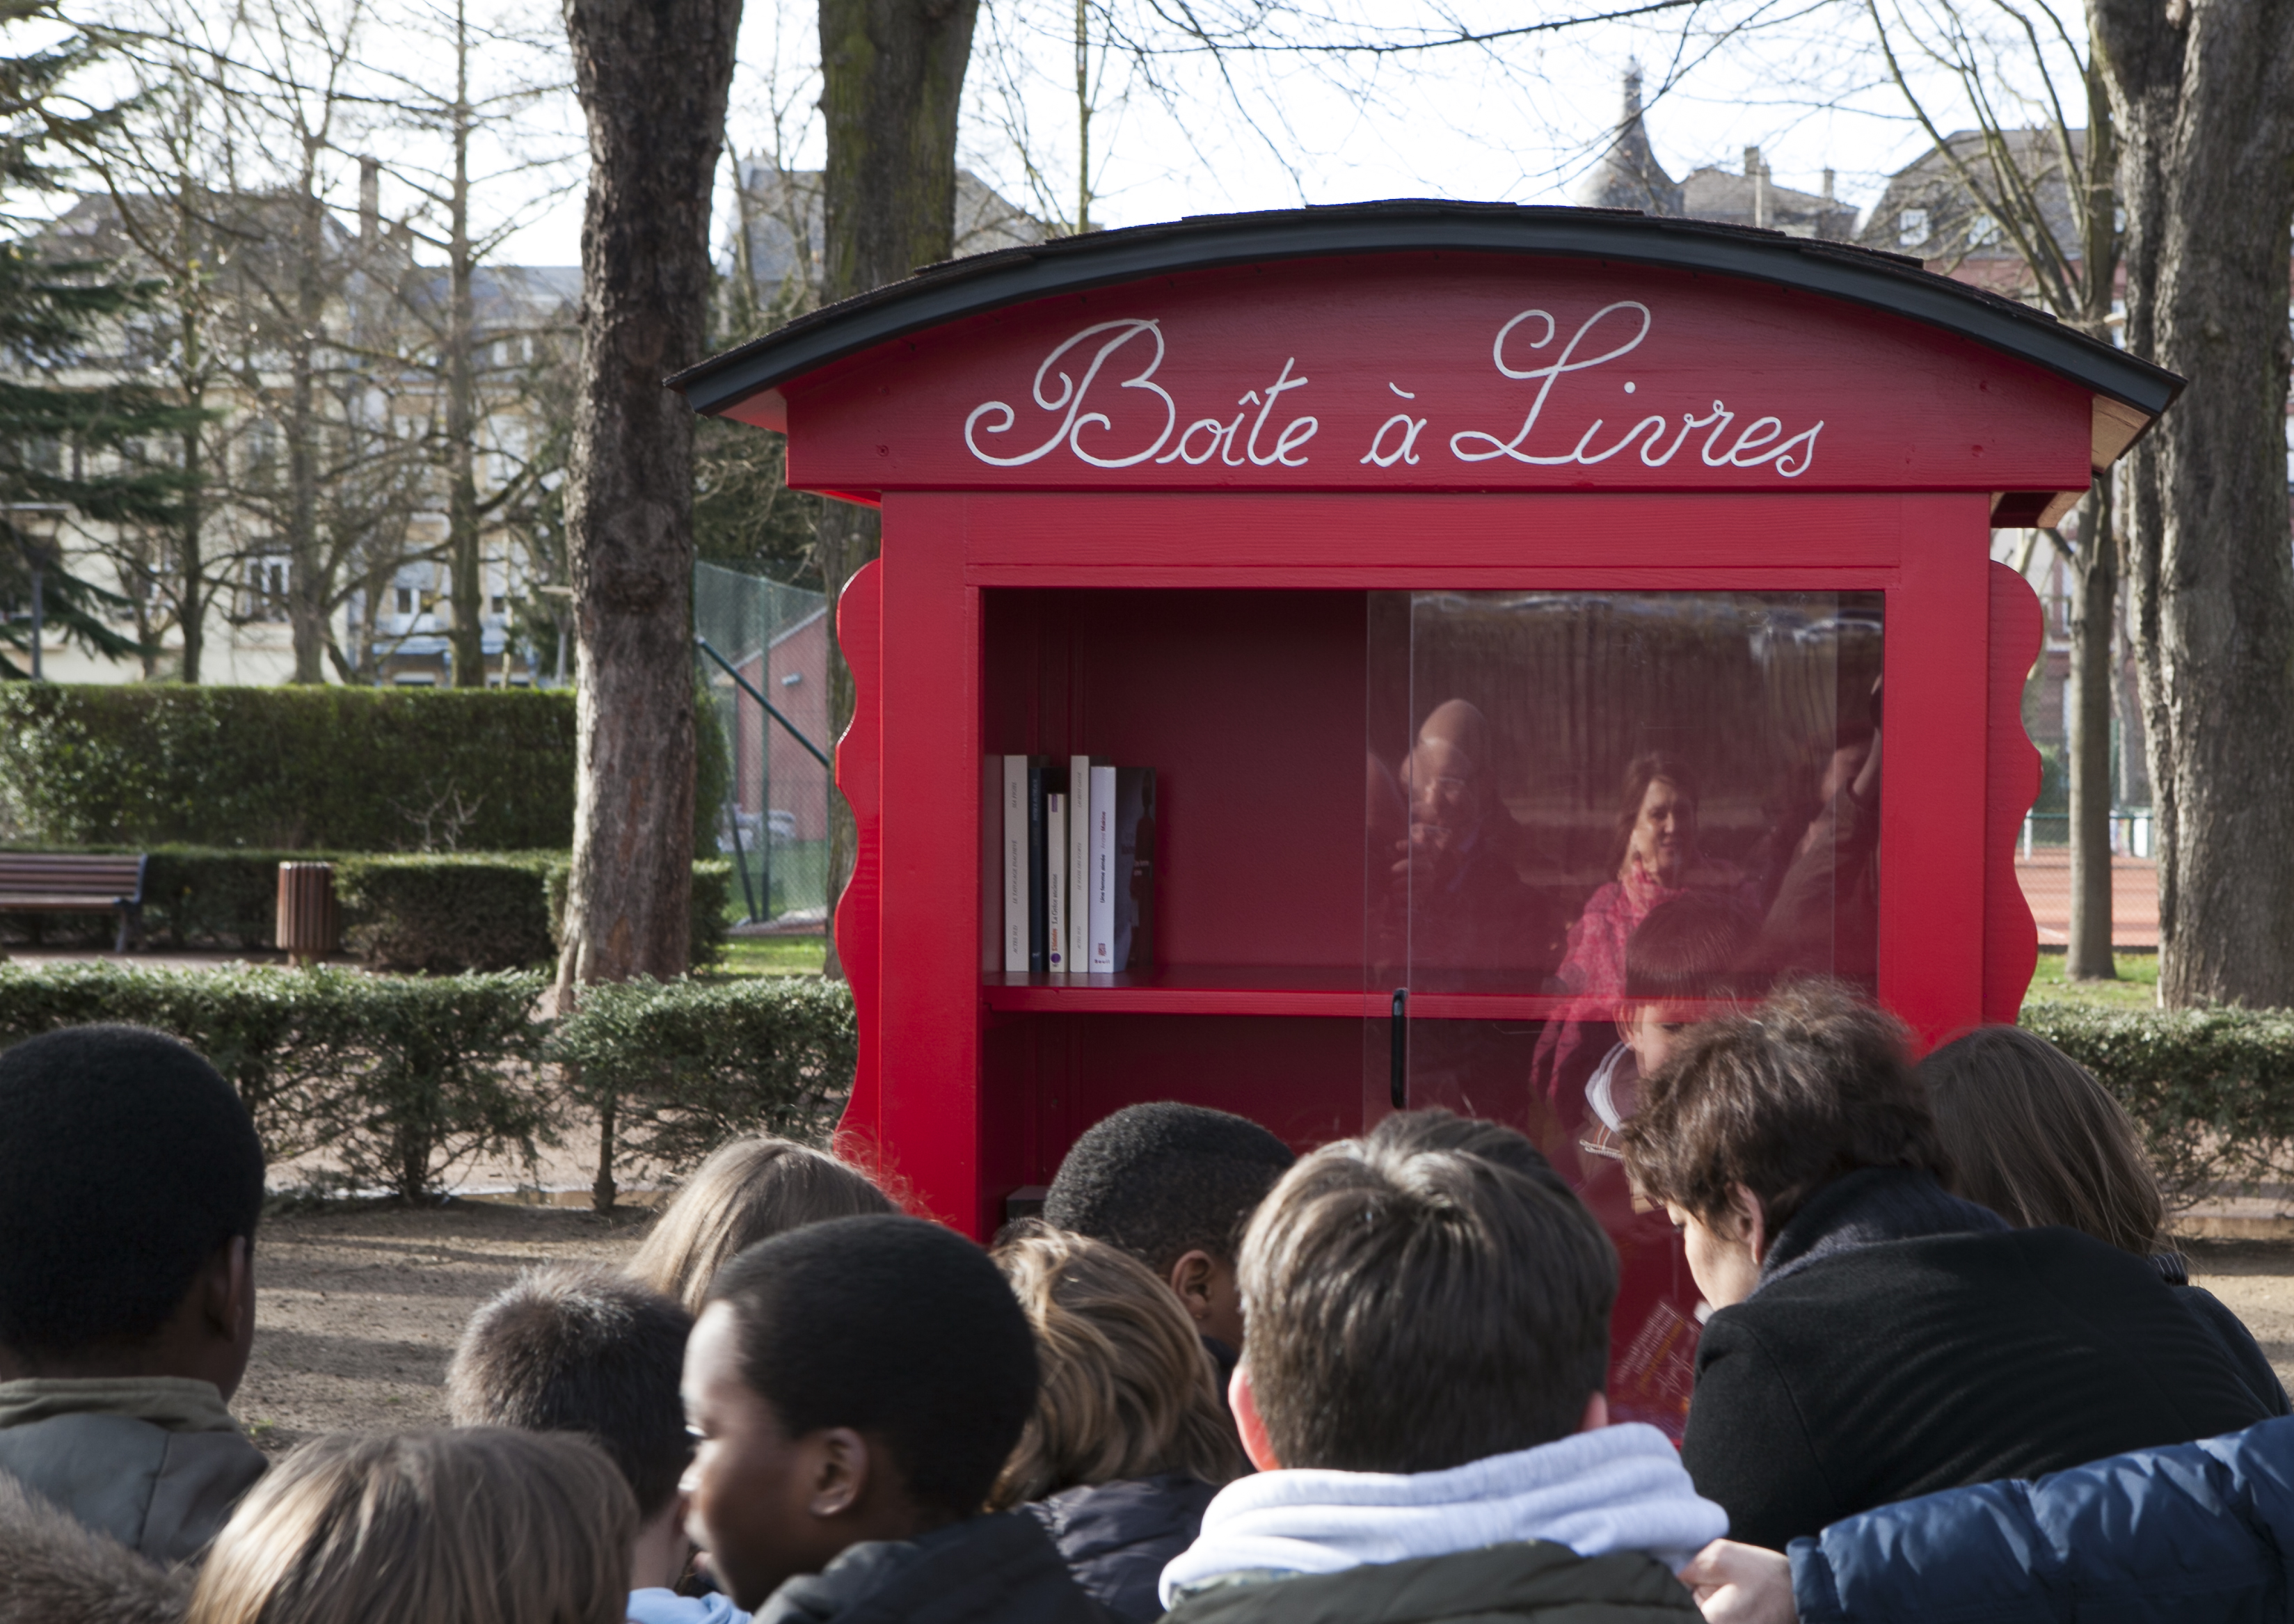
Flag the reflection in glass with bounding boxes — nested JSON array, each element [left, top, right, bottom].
[[1364, 589, 1884, 1440]]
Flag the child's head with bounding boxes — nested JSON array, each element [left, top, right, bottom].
[[186, 1429, 634, 1624], [1619, 892, 1758, 1078], [1042, 1102, 1296, 1349], [987, 1227, 1245, 1508], [447, 1265, 694, 1582], [1918, 1025, 2163, 1254], [682, 1214, 1037, 1609], [1235, 1110, 1618, 1474], [0, 1026, 264, 1391], [626, 1136, 895, 1315]]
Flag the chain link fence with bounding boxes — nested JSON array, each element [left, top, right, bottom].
[[694, 562, 833, 931]]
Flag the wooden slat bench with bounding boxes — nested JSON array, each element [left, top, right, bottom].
[[0, 854, 148, 952]]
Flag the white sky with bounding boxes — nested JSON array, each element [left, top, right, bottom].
[[40, 0, 2087, 272]]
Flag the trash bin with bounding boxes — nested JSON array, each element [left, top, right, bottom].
[[277, 861, 340, 967]]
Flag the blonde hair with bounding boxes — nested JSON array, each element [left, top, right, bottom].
[[989, 1227, 1245, 1508], [186, 1429, 633, 1624], [1919, 1025, 2165, 1255], [626, 1136, 895, 1314]]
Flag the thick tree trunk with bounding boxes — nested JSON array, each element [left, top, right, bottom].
[[555, 0, 739, 1023], [2064, 482, 2119, 978], [286, 155, 329, 685], [814, 0, 979, 978], [2094, 0, 2294, 1007]]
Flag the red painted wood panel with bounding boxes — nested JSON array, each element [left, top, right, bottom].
[[783, 254, 2094, 495], [1874, 495, 1993, 1049], [1984, 562, 2044, 1024], [830, 561, 884, 1175]]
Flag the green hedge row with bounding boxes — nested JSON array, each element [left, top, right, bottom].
[[2023, 1002, 2294, 1208], [0, 963, 855, 1202], [1, 848, 732, 971], [0, 685, 580, 851]]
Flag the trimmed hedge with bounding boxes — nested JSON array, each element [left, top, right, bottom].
[[0, 685, 578, 850], [0, 963, 550, 1202], [0, 962, 855, 1201], [546, 858, 731, 973], [549, 975, 857, 1177], [2023, 1002, 2294, 1208], [337, 853, 560, 973]]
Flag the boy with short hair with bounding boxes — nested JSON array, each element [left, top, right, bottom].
[[1158, 1111, 1725, 1623], [1042, 1103, 1295, 1364], [0, 1025, 269, 1565], [447, 1265, 732, 1624], [680, 1213, 1108, 1623]]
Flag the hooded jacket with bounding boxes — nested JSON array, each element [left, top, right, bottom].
[[0, 1472, 190, 1624], [1787, 1413, 2294, 1623], [1026, 1475, 1220, 1622], [1160, 1541, 1699, 1624], [754, 1509, 1113, 1624], [0, 1378, 266, 1568]]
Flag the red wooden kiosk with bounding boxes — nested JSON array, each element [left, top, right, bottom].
[[675, 203, 2175, 1431]]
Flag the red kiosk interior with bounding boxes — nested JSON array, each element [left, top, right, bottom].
[[676, 203, 2176, 1434]]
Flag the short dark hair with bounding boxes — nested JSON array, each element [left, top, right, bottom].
[[1607, 752, 1700, 875], [1238, 1110, 1618, 1474], [708, 1214, 1037, 1518], [1625, 893, 1759, 1003], [1043, 1103, 1297, 1275], [1618, 980, 1946, 1235], [447, 1267, 694, 1520], [1365, 1106, 1575, 1205], [0, 1026, 264, 1355]]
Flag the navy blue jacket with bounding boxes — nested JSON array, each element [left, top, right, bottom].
[[1789, 1414, 2294, 1623]]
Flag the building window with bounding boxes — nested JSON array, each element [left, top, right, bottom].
[[490, 593, 507, 616], [1897, 208, 1929, 248], [395, 586, 416, 616], [245, 557, 289, 621], [1966, 212, 2002, 248]]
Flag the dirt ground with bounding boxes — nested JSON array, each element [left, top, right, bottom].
[[234, 1206, 2294, 1456]]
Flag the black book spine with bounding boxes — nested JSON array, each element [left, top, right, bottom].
[[1027, 759, 1049, 973]]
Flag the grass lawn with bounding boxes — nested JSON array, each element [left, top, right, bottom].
[[2023, 952, 2160, 1012], [712, 936, 828, 978]]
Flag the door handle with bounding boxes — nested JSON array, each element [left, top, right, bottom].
[[1389, 987, 1408, 1110]]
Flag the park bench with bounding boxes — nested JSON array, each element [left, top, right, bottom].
[[0, 853, 148, 952]]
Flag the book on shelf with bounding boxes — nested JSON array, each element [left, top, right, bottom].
[[994, 754, 1155, 978], [1046, 790, 1069, 970], [1026, 760, 1050, 972], [1088, 764, 1156, 975]]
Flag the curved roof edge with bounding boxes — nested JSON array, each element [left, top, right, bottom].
[[671, 200, 2181, 436]]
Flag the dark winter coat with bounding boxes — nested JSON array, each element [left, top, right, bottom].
[[1788, 1413, 2294, 1623], [1682, 1168, 2274, 1550], [2152, 1251, 2292, 1416], [754, 1509, 1114, 1624], [1025, 1476, 1221, 1623], [1161, 1540, 1699, 1624]]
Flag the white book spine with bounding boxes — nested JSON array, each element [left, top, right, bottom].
[[1068, 754, 1092, 968], [1045, 792, 1067, 970], [1002, 755, 1028, 973], [1088, 763, 1117, 972]]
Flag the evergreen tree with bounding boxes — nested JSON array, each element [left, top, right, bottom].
[[0, 1, 190, 677]]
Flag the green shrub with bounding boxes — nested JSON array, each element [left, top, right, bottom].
[[549, 974, 856, 1181], [0, 962, 551, 1200], [336, 852, 560, 973], [2021, 1002, 2294, 1207], [0, 685, 578, 851]]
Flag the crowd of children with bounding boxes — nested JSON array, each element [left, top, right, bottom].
[[1, 983, 2292, 1624]]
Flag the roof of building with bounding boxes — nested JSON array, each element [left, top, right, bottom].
[[670, 198, 2181, 431], [1572, 68, 1682, 215]]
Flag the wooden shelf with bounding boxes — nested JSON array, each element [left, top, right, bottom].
[[982, 965, 1582, 1020]]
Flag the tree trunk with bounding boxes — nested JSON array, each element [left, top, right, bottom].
[[2093, 0, 2294, 1007], [2063, 481, 2119, 979], [446, 1, 485, 689], [814, 0, 980, 978], [555, 0, 740, 1017], [286, 148, 328, 684]]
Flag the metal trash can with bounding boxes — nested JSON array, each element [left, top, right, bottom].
[[276, 862, 340, 967]]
